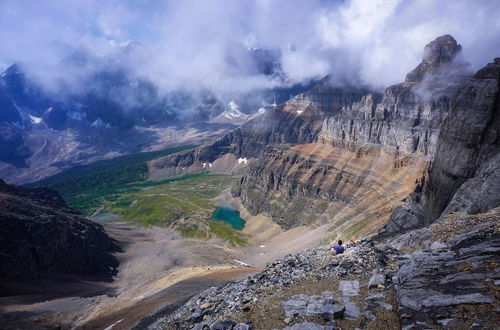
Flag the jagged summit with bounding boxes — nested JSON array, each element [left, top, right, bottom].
[[405, 34, 470, 82]]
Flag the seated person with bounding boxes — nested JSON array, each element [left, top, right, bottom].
[[330, 240, 345, 255]]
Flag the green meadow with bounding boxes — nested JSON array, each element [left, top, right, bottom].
[[35, 146, 247, 245]]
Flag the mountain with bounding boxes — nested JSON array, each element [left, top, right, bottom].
[[148, 77, 371, 180], [143, 36, 500, 329], [147, 35, 497, 239], [0, 44, 315, 185], [0, 179, 119, 281], [386, 56, 500, 233]]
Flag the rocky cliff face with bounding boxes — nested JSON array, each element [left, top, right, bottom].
[[0, 179, 119, 280], [148, 79, 369, 180], [385, 57, 500, 233], [150, 35, 498, 240], [233, 143, 427, 234], [232, 35, 479, 235], [320, 35, 471, 159]]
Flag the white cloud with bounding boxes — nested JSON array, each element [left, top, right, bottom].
[[0, 0, 499, 94]]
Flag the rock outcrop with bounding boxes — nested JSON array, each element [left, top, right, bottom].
[[386, 57, 500, 233], [405, 35, 469, 83], [231, 35, 475, 234], [0, 179, 119, 280], [148, 208, 499, 329]]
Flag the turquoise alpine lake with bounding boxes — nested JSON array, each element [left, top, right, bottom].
[[211, 207, 246, 230]]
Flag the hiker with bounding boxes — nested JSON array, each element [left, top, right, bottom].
[[330, 240, 345, 256]]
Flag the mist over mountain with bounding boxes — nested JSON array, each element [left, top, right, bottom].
[[0, 2, 500, 329], [1, 0, 500, 91]]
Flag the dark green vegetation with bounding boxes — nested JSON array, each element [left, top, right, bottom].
[[33, 145, 196, 215], [105, 173, 247, 246], [108, 174, 235, 225], [29, 145, 197, 187], [30, 144, 246, 245], [212, 207, 246, 230]]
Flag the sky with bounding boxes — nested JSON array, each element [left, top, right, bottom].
[[1, 0, 499, 93]]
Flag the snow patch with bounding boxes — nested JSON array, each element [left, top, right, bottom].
[[223, 101, 246, 119], [234, 259, 250, 267], [296, 110, 304, 114], [238, 157, 248, 165], [209, 163, 212, 168], [104, 319, 123, 330], [29, 115, 43, 124]]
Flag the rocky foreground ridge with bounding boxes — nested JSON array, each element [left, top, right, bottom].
[[149, 209, 499, 329], [0, 179, 119, 281]]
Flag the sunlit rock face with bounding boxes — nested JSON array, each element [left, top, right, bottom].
[[232, 35, 478, 235], [387, 58, 500, 233]]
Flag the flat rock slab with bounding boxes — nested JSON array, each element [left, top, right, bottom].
[[366, 293, 392, 310], [368, 274, 385, 288], [342, 296, 361, 320], [281, 292, 344, 321], [339, 280, 360, 296], [396, 228, 500, 329], [282, 321, 334, 330]]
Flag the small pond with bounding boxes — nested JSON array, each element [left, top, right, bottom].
[[92, 213, 116, 223], [211, 207, 246, 230]]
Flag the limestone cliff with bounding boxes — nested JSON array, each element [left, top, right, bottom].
[[234, 35, 480, 235], [386, 58, 500, 232], [148, 35, 498, 239], [148, 79, 369, 180]]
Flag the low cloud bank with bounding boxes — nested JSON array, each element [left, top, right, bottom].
[[1, 0, 499, 97]]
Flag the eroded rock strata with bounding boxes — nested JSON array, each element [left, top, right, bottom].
[[386, 58, 500, 233], [233, 35, 475, 234], [0, 179, 119, 280], [147, 80, 370, 180]]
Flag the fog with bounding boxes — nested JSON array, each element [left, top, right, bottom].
[[1, 0, 499, 96]]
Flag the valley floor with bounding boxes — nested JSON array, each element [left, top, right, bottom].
[[0, 194, 329, 330]]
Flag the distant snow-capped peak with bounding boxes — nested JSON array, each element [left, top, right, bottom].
[[29, 115, 43, 124], [91, 118, 111, 129], [223, 101, 246, 119]]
